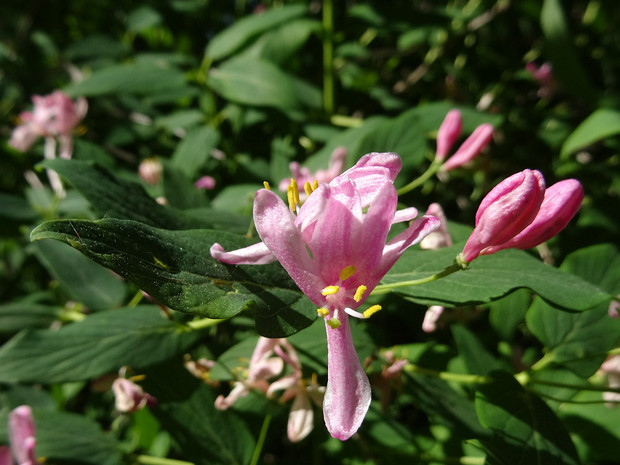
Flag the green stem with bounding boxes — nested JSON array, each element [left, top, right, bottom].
[[371, 262, 463, 295], [397, 160, 442, 196], [330, 114, 363, 128], [404, 363, 490, 385], [186, 317, 226, 331], [322, 0, 334, 115], [127, 290, 145, 308], [419, 456, 485, 465], [135, 455, 194, 465], [528, 378, 620, 393], [250, 413, 272, 465]]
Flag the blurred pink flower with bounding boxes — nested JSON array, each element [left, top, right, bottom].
[[7, 405, 39, 465], [212, 152, 439, 440], [461, 170, 583, 263], [600, 355, 620, 407], [9, 91, 87, 159], [112, 377, 157, 413], [138, 158, 163, 185], [526, 62, 557, 98], [435, 110, 494, 171], [195, 175, 216, 190], [278, 147, 347, 195]]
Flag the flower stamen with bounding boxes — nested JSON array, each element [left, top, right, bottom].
[[339, 266, 356, 281], [326, 309, 341, 329], [362, 305, 382, 319], [263, 181, 271, 190], [354, 285, 367, 302], [317, 307, 329, 318], [321, 285, 340, 296], [304, 181, 313, 197]]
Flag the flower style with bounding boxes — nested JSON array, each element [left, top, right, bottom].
[[211, 152, 440, 440], [435, 110, 494, 171], [278, 146, 347, 194], [9, 91, 87, 159], [6, 405, 39, 465], [112, 376, 157, 413], [461, 170, 584, 263]]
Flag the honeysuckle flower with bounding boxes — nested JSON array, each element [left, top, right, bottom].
[[0, 446, 12, 465], [9, 91, 87, 159], [138, 158, 163, 185], [526, 62, 557, 98], [8, 405, 39, 465], [112, 377, 157, 413], [460, 171, 583, 263], [600, 355, 620, 407], [420, 204, 451, 332], [435, 110, 463, 162], [461, 169, 546, 263], [609, 297, 620, 319], [215, 337, 285, 410], [278, 146, 347, 194], [195, 175, 216, 190], [434, 110, 494, 171], [211, 152, 440, 440]]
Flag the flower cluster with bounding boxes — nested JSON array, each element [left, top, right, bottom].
[[460, 169, 584, 263], [215, 337, 324, 442], [212, 152, 440, 439]]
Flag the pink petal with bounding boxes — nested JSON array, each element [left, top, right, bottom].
[[253, 189, 324, 305], [380, 215, 441, 275], [195, 175, 216, 190], [392, 207, 418, 224], [215, 382, 249, 410], [422, 305, 445, 333], [210, 242, 277, 265], [420, 203, 452, 250], [9, 406, 37, 465], [323, 314, 371, 440], [0, 446, 12, 465], [288, 392, 314, 442], [435, 110, 463, 161]]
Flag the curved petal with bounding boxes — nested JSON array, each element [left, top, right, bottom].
[[253, 189, 324, 305], [392, 207, 418, 224], [288, 392, 314, 442], [379, 215, 441, 279], [210, 242, 277, 265], [323, 314, 371, 441]]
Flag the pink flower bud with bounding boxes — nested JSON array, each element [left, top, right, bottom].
[[442, 124, 494, 171], [609, 298, 620, 319], [435, 110, 463, 161], [112, 378, 157, 413], [138, 158, 163, 185], [9, 406, 38, 465], [420, 203, 452, 250], [195, 175, 216, 190], [484, 179, 583, 254], [462, 169, 545, 262]]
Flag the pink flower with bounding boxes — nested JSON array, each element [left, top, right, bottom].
[[215, 337, 286, 410], [609, 298, 620, 319], [195, 175, 216, 190], [461, 170, 583, 262], [112, 378, 157, 413], [600, 355, 620, 407], [7, 405, 39, 465], [278, 147, 347, 194], [211, 152, 440, 439], [0, 447, 12, 465], [9, 91, 87, 159], [138, 158, 163, 185], [526, 62, 557, 98], [434, 110, 494, 171]]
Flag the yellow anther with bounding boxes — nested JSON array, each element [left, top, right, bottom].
[[354, 285, 367, 302], [287, 185, 296, 212], [290, 178, 301, 205], [317, 307, 329, 318], [263, 181, 271, 190], [339, 265, 356, 281], [321, 285, 340, 296], [304, 181, 313, 197], [312, 179, 319, 190], [326, 317, 341, 329], [362, 305, 382, 319]]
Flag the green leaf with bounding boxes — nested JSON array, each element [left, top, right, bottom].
[[0, 306, 200, 383], [205, 4, 307, 61], [488, 288, 531, 341], [171, 125, 220, 177], [379, 244, 609, 311], [541, 0, 596, 102], [32, 239, 127, 311], [0, 192, 38, 221], [40, 158, 245, 232], [0, 302, 60, 335], [475, 373, 580, 465], [452, 325, 502, 375], [249, 19, 321, 65], [526, 244, 620, 377], [63, 62, 187, 97], [35, 410, 124, 465], [30, 218, 316, 336], [207, 56, 320, 112], [142, 358, 256, 465], [561, 108, 620, 159]]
